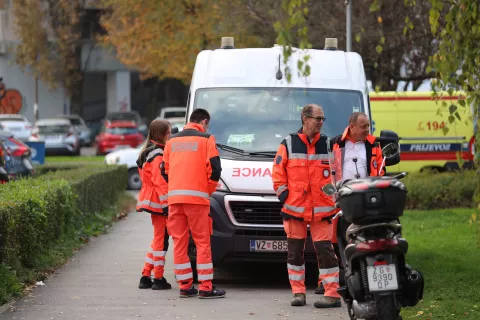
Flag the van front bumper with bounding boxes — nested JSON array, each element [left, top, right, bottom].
[[188, 192, 318, 265]]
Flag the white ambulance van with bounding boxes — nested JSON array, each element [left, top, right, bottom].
[[184, 37, 396, 276]]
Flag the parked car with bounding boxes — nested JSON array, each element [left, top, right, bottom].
[[105, 144, 144, 189], [104, 127, 179, 190], [29, 118, 81, 156], [159, 106, 186, 120], [104, 111, 148, 137], [56, 114, 93, 147], [0, 114, 33, 142], [166, 117, 185, 132], [0, 130, 34, 179], [0, 137, 9, 184], [96, 120, 144, 155]]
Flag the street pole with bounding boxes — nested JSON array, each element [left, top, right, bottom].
[[346, 0, 352, 52], [33, 75, 38, 126]]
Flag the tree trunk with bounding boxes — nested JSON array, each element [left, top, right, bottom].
[[69, 77, 83, 116], [147, 79, 161, 122]]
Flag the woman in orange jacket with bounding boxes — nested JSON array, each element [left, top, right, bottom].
[[136, 119, 172, 290]]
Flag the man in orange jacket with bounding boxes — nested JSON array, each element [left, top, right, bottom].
[[315, 111, 385, 295], [161, 108, 226, 299], [272, 103, 342, 308]]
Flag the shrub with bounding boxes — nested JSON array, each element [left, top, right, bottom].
[[402, 170, 476, 210], [0, 164, 129, 304]]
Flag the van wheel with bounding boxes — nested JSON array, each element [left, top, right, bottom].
[[127, 168, 142, 190]]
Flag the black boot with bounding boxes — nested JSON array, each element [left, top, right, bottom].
[[314, 283, 325, 294], [138, 276, 153, 289], [152, 277, 172, 290], [198, 286, 226, 299]]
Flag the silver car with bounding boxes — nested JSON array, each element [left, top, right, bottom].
[[0, 114, 33, 142], [30, 118, 80, 156], [57, 114, 93, 147]]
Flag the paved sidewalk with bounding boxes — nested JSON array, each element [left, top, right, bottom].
[[0, 193, 347, 320]]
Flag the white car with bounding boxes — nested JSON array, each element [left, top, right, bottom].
[[105, 144, 143, 190], [0, 114, 33, 142], [159, 106, 186, 119], [167, 117, 185, 132], [105, 126, 181, 190], [30, 118, 80, 156]]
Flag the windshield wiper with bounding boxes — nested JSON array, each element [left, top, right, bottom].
[[216, 143, 245, 155], [248, 151, 277, 158]]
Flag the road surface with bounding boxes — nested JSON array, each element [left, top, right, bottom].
[[0, 191, 348, 320]]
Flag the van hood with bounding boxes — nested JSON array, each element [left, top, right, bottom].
[[220, 158, 275, 194]]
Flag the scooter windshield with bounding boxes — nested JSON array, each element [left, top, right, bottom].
[[328, 145, 370, 187]]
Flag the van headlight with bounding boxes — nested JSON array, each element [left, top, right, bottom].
[[216, 178, 229, 192]]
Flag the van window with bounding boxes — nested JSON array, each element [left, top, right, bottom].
[[193, 88, 364, 152]]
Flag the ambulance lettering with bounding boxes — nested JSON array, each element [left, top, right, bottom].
[[232, 167, 272, 177], [409, 144, 451, 152]]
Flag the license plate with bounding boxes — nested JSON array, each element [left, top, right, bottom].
[[367, 264, 399, 291], [249, 240, 288, 252]]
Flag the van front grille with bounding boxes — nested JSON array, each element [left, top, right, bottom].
[[229, 201, 283, 225]]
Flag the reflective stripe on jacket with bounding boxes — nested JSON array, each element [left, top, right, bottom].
[[330, 127, 385, 177], [161, 123, 221, 206], [272, 128, 337, 222], [136, 143, 168, 215]]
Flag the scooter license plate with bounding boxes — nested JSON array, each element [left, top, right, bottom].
[[367, 264, 399, 291]]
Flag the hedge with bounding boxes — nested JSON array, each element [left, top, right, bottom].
[[0, 164, 128, 304], [36, 164, 128, 213], [402, 170, 477, 210]]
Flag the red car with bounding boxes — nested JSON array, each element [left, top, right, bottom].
[[96, 120, 144, 155]]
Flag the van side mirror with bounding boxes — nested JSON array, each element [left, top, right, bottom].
[[377, 130, 400, 166], [171, 127, 179, 135]]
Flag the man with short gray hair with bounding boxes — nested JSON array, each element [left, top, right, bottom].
[[272, 103, 342, 308]]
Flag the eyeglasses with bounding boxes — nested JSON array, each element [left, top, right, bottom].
[[306, 116, 326, 122]]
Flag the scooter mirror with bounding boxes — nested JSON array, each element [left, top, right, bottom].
[[322, 183, 337, 196], [382, 143, 399, 159]]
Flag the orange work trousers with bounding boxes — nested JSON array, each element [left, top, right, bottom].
[[142, 214, 169, 279], [167, 203, 213, 292], [284, 218, 341, 298]]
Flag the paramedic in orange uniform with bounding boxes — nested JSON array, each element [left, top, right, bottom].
[[315, 111, 385, 295], [272, 104, 342, 308], [161, 108, 226, 299], [137, 119, 172, 290]]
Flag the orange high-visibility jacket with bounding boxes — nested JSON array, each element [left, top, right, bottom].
[[330, 127, 385, 177], [161, 123, 221, 206], [272, 128, 337, 222], [136, 142, 168, 215]]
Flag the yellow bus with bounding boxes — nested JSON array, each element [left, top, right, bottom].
[[369, 91, 475, 173]]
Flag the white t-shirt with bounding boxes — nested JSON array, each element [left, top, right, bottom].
[[342, 140, 368, 180]]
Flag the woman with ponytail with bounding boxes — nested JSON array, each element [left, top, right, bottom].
[[136, 119, 173, 290]]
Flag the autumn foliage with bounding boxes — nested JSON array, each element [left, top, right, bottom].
[[12, 0, 85, 114], [99, 0, 261, 83]]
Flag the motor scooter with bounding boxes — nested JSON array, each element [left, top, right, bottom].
[[322, 143, 424, 320]]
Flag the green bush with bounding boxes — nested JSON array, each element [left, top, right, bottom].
[[0, 164, 129, 304], [402, 170, 477, 210], [37, 164, 128, 213]]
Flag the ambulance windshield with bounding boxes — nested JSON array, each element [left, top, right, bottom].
[[193, 88, 365, 154]]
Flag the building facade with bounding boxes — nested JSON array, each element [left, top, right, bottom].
[[0, 0, 188, 125]]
